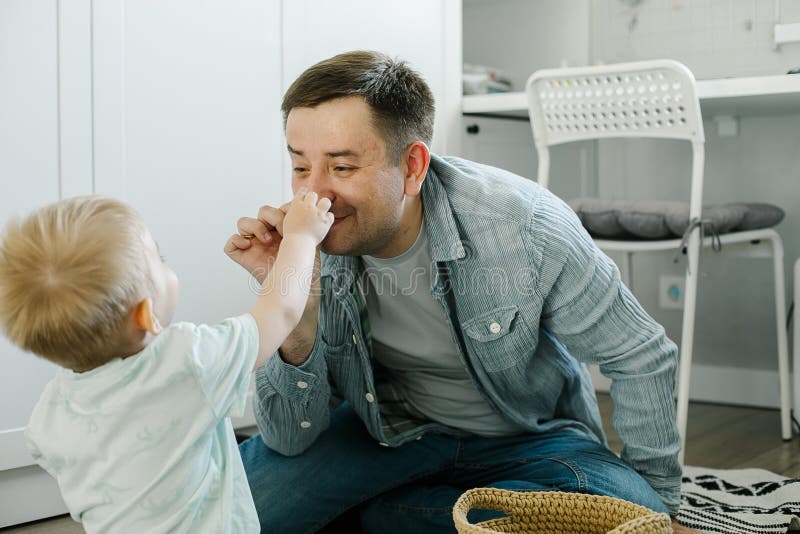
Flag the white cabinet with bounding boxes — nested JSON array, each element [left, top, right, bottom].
[[0, 0, 461, 526], [92, 0, 285, 332], [0, 0, 78, 527]]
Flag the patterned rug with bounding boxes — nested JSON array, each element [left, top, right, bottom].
[[678, 466, 800, 533]]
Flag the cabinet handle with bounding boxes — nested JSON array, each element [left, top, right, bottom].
[[466, 124, 480, 135]]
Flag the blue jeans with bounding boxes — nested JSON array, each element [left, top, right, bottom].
[[239, 404, 667, 533]]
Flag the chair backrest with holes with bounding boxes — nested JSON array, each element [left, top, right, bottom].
[[525, 59, 705, 198]]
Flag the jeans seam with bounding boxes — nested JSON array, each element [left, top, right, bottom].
[[456, 456, 536, 470], [450, 456, 589, 493], [372, 502, 454, 516], [454, 439, 463, 465]]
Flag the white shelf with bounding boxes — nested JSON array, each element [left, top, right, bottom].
[[462, 74, 800, 118]]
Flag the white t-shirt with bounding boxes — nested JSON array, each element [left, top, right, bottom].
[[25, 314, 260, 533]]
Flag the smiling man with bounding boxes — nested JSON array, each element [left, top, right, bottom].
[[227, 50, 696, 534]]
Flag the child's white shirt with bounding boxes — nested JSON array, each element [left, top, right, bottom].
[[25, 314, 261, 533]]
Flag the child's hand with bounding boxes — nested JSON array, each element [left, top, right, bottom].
[[282, 189, 333, 245]]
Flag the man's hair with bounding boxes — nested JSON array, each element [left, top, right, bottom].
[[0, 196, 153, 371], [281, 50, 435, 164]]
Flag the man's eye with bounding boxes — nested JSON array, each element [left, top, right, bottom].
[[293, 167, 308, 173], [334, 166, 354, 172]]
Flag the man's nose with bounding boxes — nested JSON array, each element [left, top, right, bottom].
[[302, 169, 335, 203]]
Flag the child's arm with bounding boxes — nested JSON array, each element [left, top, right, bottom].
[[249, 189, 332, 369]]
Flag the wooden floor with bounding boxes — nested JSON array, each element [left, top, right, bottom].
[[4, 394, 799, 533]]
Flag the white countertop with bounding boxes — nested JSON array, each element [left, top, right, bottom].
[[463, 74, 800, 117]]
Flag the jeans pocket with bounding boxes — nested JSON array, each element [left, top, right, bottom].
[[543, 457, 587, 492]]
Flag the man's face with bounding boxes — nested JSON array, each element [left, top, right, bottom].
[[285, 96, 406, 257]]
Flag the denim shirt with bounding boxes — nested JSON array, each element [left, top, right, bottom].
[[253, 155, 682, 514]]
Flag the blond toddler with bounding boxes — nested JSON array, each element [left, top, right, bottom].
[[0, 190, 332, 533]]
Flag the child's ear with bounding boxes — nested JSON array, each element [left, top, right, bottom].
[[134, 298, 163, 336]]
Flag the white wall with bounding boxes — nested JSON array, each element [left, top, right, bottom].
[[463, 0, 591, 90], [282, 0, 463, 163], [462, 0, 596, 201], [592, 0, 800, 79]]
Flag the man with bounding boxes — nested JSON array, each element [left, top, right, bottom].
[[227, 50, 696, 533]]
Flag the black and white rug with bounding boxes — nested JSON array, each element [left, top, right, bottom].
[[678, 466, 800, 533]]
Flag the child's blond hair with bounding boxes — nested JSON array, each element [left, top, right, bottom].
[[0, 196, 153, 371]]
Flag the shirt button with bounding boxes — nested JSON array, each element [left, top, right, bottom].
[[365, 392, 375, 403], [489, 321, 502, 334], [296, 381, 308, 389], [300, 421, 312, 429], [352, 334, 358, 344]]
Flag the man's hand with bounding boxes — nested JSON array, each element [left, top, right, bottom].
[[226, 201, 322, 367], [225, 203, 289, 284], [672, 518, 701, 533]]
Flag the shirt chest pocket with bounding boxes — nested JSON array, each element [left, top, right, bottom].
[[460, 305, 535, 372]]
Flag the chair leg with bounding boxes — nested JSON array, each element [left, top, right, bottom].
[[676, 233, 701, 464], [767, 235, 792, 441], [623, 252, 634, 288], [794, 258, 800, 422]]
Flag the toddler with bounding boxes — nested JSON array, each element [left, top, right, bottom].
[[0, 190, 332, 533]]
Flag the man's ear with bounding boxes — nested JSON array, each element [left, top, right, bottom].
[[402, 141, 431, 197], [134, 298, 163, 336]]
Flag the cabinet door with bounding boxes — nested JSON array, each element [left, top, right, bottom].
[[281, 0, 462, 156], [92, 0, 284, 429], [93, 0, 283, 321], [0, 0, 74, 526]]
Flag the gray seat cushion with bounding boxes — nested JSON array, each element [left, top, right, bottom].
[[731, 202, 785, 231], [568, 198, 784, 240], [664, 204, 748, 237]]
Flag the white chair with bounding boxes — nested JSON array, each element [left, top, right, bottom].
[[525, 59, 791, 462]]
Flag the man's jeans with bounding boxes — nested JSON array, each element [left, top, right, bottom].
[[240, 404, 668, 533]]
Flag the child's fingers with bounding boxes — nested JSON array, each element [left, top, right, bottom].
[[317, 197, 332, 213], [303, 191, 319, 206], [293, 187, 309, 202]]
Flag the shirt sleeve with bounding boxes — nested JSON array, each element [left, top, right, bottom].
[[24, 426, 53, 477], [531, 191, 682, 515], [185, 313, 260, 419]]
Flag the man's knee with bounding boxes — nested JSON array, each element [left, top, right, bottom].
[[577, 453, 668, 513]]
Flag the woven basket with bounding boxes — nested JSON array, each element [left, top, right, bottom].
[[453, 489, 672, 534]]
